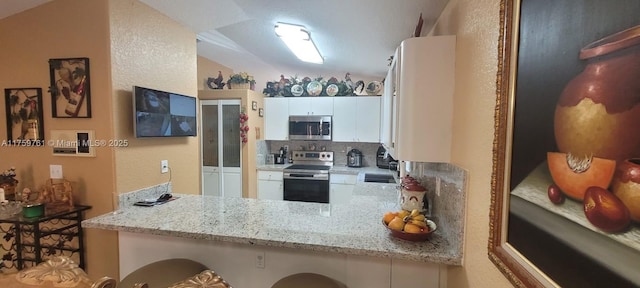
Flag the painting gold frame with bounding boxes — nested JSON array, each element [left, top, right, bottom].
[[490, 0, 640, 287]]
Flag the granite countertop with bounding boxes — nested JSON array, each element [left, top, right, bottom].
[[83, 185, 462, 265]]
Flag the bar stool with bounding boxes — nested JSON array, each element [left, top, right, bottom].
[[271, 273, 347, 288], [118, 258, 208, 288]]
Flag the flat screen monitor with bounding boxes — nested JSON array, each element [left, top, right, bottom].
[[133, 86, 197, 137]]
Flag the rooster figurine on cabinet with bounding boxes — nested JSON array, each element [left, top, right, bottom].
[[206, 71, 225, 89]]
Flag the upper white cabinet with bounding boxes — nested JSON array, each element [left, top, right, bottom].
[[333, 96, 381, 142], [383, 36, 456, 162], [289, 97, 334, 115], [264, 97, 289, 140]]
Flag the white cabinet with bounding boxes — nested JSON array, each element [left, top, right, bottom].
[[289, 97, 334, 115], [384, 36, 455, 162], [257, 171, 283, 200], [264, 98, 289, 140], [333, 97, 381, 142], [329, 173, 357, 204]]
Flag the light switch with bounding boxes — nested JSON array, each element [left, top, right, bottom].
[[50, 165, 63, 179]]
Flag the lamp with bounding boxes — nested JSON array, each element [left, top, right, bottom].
[[275, 22, 323, 64]]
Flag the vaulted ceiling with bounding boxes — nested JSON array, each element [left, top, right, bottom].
[[1, 0, 450, 79]]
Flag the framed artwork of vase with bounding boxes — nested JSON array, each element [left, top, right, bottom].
[[490, 0, 640, 287], [4, 88, 44, 145], [49, 57, 92, 118]]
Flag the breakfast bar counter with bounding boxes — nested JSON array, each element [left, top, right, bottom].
[[83, 187, 462, 266]]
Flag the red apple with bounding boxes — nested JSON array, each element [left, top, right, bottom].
[[583, 186, 631, 233]]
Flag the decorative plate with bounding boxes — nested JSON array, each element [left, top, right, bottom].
[[326, 84, 339, 96], [306, 81, 322, 96], [366, 81, 382, 95], [291, 84, 304, 96]]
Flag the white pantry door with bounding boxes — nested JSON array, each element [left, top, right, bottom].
[[200, 99, 242, 197]]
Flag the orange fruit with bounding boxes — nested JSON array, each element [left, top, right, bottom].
[[547, 152, 616, 201], [387, 217, 405, 231], [397, 210, 410, 220], [403, 223, 423, 234], [383, 212, 398, 225]]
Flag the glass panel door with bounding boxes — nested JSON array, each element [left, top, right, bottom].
[[200, 99, 242, 198], [222, 104, 240, 168], [201, 104, 218, 167]]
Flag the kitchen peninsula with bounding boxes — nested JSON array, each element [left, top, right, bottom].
[[83, 179, 463, 287]]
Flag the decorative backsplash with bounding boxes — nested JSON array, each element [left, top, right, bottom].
[[118, 182, 172, 208], [264, 140, 381, 167], [403, 161, 468, 254]]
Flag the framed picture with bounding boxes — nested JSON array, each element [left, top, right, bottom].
[[490, 0, 640, 287], [49, 57, 92, 118], [258, 108, 264, 117], [251, 101, 257, 111], [4, 88, 44, 145]]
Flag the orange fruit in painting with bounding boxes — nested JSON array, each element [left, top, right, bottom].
[[547, 152, 616, 201], [383, 212, 398, 225], [387, 217, 405, 231]]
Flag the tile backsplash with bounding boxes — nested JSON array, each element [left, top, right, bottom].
[[403, 161, 467, 254], [266, 140, 381, 167]]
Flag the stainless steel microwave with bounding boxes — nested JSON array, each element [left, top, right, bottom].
[[289, 115, 332, 140]]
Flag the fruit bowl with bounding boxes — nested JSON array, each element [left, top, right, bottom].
[[382, 219, 437, 242]]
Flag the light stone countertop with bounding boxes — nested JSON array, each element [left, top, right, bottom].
[[83, 184, 462, 266]]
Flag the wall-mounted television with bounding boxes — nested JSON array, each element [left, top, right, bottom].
[[133, 86, 197, 137]]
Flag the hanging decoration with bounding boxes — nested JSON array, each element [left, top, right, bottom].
[[239, 108, 249, 144]]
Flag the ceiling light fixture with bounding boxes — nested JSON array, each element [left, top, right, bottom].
[[275, 22, 323, 64]]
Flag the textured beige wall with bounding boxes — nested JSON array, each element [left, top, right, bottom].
[[110, 0, 200, 196], [431, 0, 513, 287], [0, 0, 118, 280]]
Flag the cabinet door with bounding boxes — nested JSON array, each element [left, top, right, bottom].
[[264, 98, 289, 140], [332, 97, 357, 142], [258, 180, 283, 200], [311, 98, 334, 115], [330, 183, 354, 204], [356, 97, 381, 142], [289, 98, 334, 115], [288, 98, 312, 115]]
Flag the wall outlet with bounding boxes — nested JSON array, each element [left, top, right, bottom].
[[50, 165, 63, 179], [255, 251, 265, 269], [161, 160, 169, 173]]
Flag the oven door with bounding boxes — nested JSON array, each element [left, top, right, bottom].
[[283, 172, 329, 203]]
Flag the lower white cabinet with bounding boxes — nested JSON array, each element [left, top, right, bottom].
[[258, 171, 284, 200], [329, 174, 357, 204]]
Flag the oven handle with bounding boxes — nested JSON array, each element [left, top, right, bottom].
[[284, 173, 329, 181]]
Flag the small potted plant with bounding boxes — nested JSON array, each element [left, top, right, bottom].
[[227, 72, 256, 90]]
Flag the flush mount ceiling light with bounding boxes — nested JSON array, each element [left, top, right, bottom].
[[275, 22, 323, 64]]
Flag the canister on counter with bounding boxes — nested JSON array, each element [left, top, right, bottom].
[[22, 202, 44, 218]]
